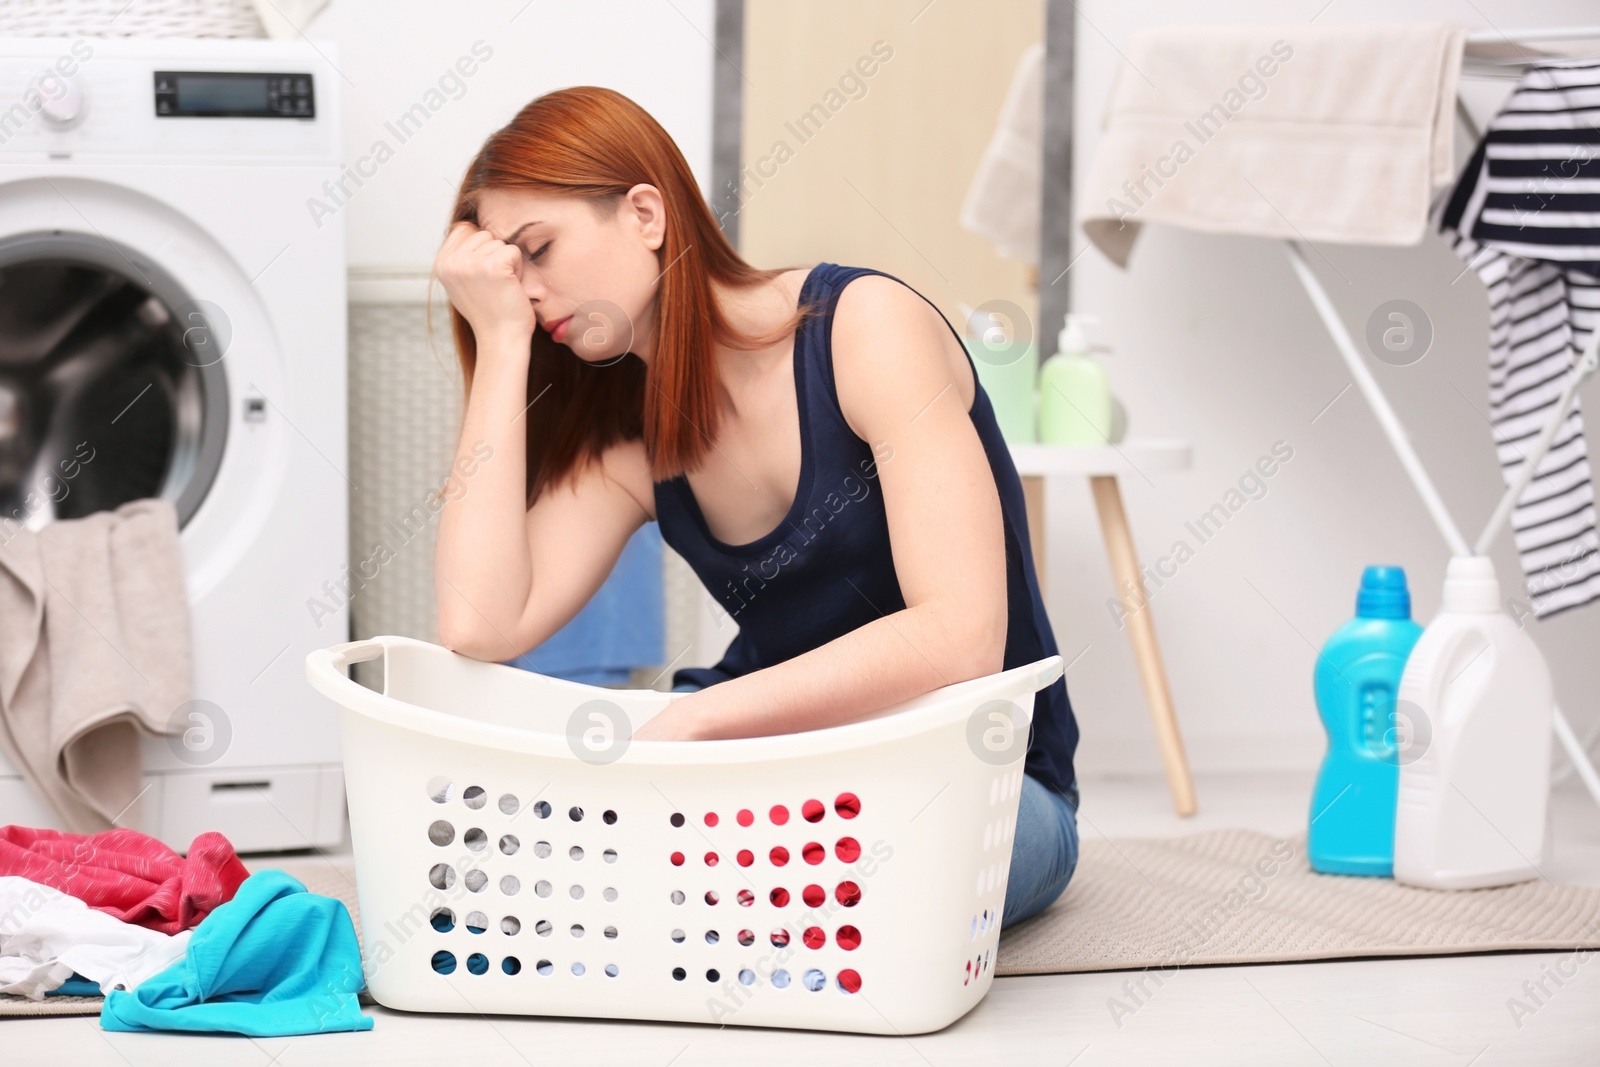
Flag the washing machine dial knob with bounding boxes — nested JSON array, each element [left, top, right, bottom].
[[37, 76, 86, 129]]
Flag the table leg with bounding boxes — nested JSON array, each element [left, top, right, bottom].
[[1022, 474, 1047, 588], [1089, 474, 1198, 816]]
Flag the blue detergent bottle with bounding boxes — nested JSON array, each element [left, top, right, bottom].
[[1308, 565, 1424, 876]]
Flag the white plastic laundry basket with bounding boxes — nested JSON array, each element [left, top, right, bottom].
[[305, 635, 1062, 1035]]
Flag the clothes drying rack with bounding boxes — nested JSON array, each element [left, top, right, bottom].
[[1280, 24, 1600, 815]]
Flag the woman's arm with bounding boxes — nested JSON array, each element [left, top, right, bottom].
[[636, 275, 1008, 742], [432, 221, 542, 653]]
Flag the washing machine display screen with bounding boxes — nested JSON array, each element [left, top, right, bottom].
[[154, 72, 314, 118]]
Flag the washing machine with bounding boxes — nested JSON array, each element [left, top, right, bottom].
[[0, 36, 349, 852]]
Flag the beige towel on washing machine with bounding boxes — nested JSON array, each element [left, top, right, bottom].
[[0, 498, 191, 833]]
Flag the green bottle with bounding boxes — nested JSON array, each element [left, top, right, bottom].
[[1038, 312, 1111, 446]]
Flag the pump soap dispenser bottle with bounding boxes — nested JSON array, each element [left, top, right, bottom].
[[1039, 312, 1111, 446]]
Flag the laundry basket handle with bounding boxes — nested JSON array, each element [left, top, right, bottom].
[[306, 637, 387, 684]]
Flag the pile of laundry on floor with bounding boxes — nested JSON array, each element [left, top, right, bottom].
[[0, 824, 372, 1035]]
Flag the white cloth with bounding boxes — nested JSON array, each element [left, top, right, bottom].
[[1078, 23, 1465, 267], [0, 876, 191, 1000], [960, 42, 1045, 265]]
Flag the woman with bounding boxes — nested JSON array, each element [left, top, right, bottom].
[[431, 86, 1081, 927]]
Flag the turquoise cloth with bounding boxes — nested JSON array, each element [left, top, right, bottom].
[[504, 521, 664, 684], [99, 868, 372, 1035], [45, 973, 101, 997]]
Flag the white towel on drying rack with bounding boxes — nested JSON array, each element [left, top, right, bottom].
[[1438, 59, 1600, 619]]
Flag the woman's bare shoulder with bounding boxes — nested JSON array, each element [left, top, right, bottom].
[[598, 435, 656, 521]]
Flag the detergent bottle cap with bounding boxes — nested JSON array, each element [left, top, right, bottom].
[[1356, 565, 1412, 619]]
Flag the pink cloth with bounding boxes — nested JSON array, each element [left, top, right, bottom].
[[0, 825, 248, 935]]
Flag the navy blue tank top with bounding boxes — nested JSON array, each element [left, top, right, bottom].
[[652, 262, 1080, 801]]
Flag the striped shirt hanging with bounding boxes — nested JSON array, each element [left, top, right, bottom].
[[1438, 59, 1600, 620]]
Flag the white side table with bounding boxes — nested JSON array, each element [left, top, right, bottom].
[[1010, 438, 1198, 816]]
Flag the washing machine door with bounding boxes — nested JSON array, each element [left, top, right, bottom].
[[0, 231, 228, 531]]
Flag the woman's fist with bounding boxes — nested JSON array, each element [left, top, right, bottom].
[[433, 220, 537, 344]]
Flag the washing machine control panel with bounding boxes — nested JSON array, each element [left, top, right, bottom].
[[154, 71, 315, 119]]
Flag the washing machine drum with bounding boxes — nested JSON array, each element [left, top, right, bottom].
[[0, 233, 229, 532]]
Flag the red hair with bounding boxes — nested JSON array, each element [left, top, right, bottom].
[[438, 85, 822, 506]]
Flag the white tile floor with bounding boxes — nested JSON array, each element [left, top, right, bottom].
[[9, 769, 1599, 1066]]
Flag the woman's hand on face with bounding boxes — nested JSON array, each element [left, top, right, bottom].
[[432, 220, 538, 345]]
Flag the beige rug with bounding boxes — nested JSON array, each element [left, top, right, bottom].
[[7, 829, 1598, 1016], [996, 828, 1600, 976]]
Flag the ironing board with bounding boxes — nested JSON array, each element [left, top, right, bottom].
[[1277, 25, 1600, 815]]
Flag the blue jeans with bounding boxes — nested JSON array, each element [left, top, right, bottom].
[[1001, 774, 1081, 928]]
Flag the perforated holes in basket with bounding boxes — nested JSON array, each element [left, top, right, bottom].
[[500, 875, 520, 896], [465, 911, 487, 934], [463, 786, 487, 809], [500, 834, 520, 856], [464, 869, 488, 893], [802, 884, 825, 907], [533, 800, 552, 819], [499, 793, 519, 815], [705, 929, 719, 945], [535, 919, 552, 937], [603, 809, 618, 825], [430, 908, 454, 932], [432, 951, 455, 974], [501, 916, 520, 935], [603, 887, 617, 902], [428, 864, 455, 890], [835, 792, 860, 819], [502, 956, 521, 975], [802, 927, 825, 949], [537, 959, 553, 976], [836, 881, 861, 907], [464, 828, 487, 853], [802, 799, 825, 823], [603, 848, 617, 863], [534, 841, 552, 859], [837, 925, 861, 951], [426, 776, 454, 804], [428, 820, 454, 846], [670, 889, 685, 905], [570, 884, 584, 900], [534, 880, 552, 898]]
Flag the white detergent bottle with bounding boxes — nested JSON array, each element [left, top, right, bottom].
[[1391, 555, 1553, 889]]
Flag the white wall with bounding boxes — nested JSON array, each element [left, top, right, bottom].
[[306, 0, 714, 275], [1061, 0, 1600, 778]]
